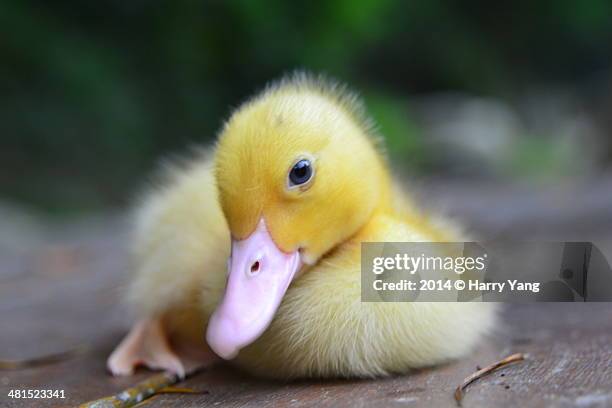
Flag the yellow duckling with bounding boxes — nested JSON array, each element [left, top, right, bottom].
[[108, 73, 495, 380]]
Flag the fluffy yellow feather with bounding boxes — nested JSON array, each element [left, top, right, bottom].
[[114, 73, 496, 380]]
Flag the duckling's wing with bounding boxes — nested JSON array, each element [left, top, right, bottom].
[[126, 151, 230, 318], [109, 152, 229, 376]]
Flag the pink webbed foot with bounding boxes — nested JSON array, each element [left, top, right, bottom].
[[107, 319, 200, 378]]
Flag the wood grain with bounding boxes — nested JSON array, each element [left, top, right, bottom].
[[1, 181, 611, 407]]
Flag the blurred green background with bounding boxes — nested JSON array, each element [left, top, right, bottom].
[[1, 0, 611, 214]]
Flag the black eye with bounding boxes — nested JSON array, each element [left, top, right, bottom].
[[289, 159, 313, 186]]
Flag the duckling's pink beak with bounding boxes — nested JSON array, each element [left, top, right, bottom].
[[206, 219, 302, 359]]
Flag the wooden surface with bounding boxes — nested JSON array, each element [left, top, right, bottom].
[[1, 180, 612, 408]]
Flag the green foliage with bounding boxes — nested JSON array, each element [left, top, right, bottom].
[[507, 135, 583, 181], [365, 94, 427, 170], [0, 1, 610, 212]]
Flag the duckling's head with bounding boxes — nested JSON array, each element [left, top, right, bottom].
[[207, 73, 391, 359]]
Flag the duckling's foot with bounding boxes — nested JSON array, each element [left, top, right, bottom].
[[107, 318, 186, 378]]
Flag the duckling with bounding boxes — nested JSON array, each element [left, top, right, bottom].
[[108, 73, 496, 380]]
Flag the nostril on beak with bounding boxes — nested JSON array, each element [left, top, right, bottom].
[[249, 260, 261, 275]]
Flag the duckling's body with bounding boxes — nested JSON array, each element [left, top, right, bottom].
[[109, 74, 495, 380]]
